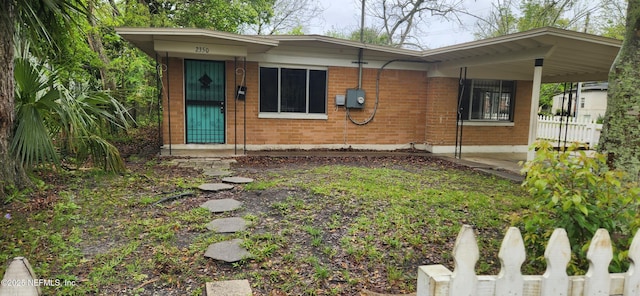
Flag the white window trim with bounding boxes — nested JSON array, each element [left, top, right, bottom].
[[464, 80, 516, 122], [258, 112, 328, 120], [259, 64, 328, 119], [461, 121, 515, 127]]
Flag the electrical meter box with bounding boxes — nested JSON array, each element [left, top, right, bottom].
[[346, 89, 365, 109]]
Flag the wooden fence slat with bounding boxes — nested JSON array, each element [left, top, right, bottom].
[[536, 115, 603, 148], [417, 226, 637, 296], [417, 265, 452, 296], [496, 227, 525, 296], [584, 229, 612, 296], [624, 230, 640, 295], [450, 225, 479, 296], [541, 228, 571, 296]]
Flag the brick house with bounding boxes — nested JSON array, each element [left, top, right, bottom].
[[116, 27, 621, 159]]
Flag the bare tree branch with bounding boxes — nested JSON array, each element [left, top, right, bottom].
[[361, 0, 464, 47], [244, 0, 325, 35]]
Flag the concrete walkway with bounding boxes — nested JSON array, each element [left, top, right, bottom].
[[434, 153, 526, 183], [161, 149, 527, 183]]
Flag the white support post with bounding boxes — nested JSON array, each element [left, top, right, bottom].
[[527, 58, 544, 161]]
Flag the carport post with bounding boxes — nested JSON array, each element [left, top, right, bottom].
[[527, 58, 544, 161]]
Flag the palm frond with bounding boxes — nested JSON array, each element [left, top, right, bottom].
[[56, 85, 131, 172], [75, 134, 125, 172], [15, 0, 87, 52], [11, 57, 62, 169]]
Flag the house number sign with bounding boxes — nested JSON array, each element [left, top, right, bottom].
[[195, 46, 210, 54], [154, 40, 246, 56]]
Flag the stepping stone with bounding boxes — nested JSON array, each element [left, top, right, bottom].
[[206, 217, 249, 233], [203, 169, 232, 177], [205, 280, 252, 296], [204, 239, 252, 262], [222, 177, 254, 184], [200, 199, 243, 213], [198, 183, 234, 192]]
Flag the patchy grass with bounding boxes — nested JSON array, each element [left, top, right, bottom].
[[234, 164, 529, 294], [0, 156, 530, 295]]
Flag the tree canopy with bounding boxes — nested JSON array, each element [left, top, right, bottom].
[[473, 0, 625, 39], [0, 0, 299, 198]]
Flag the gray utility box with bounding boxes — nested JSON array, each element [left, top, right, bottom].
[[346, 89, 365, 109]]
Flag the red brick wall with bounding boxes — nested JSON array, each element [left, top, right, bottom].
[[424, 77, 532, 146], [162, 58, 532, 148], [225, 62, 430, 146]]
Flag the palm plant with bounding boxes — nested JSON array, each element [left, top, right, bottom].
[[12, 46, 132, 172], [12, 55, 62, 169], [1, 0, 85, 197]]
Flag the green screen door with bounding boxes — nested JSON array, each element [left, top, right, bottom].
[[185, 60, 225, 143]]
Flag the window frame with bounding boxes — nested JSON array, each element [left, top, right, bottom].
[[460, 79, 517, 125], [258, 64, 328, 120]]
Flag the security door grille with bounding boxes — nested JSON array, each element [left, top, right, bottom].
[[185, 60, 225, 143]]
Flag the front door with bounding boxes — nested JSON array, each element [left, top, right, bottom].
[[185, 59, 225, 143]]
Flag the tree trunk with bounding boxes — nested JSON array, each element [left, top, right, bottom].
[[598, 0, 640, 183], [0, 0, 30, 199], [87, 0, 116, 91]]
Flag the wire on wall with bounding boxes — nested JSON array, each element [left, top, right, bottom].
[[347, 59, 434, 126]]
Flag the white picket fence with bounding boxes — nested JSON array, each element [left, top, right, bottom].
[[417, 225, 640, 296], [537, 115, 603, 149]]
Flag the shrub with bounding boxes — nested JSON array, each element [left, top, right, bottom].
[[518, 141, 640, 274]]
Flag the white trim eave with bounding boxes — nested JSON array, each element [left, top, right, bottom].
[[422, 27, 621, 57], [265, 34, 422, 57], [115, 27, 279, 47]]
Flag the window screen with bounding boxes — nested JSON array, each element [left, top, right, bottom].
[[259, 67, 327, 115], [260, 67, 278, 112]]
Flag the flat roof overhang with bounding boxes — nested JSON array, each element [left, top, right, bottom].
[[422, 27, 622, 83], [116, 27, 622, 83], [115, 27, 280, 59]]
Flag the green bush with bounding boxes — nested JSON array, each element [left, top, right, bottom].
[[518, 141, 640, 274]]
